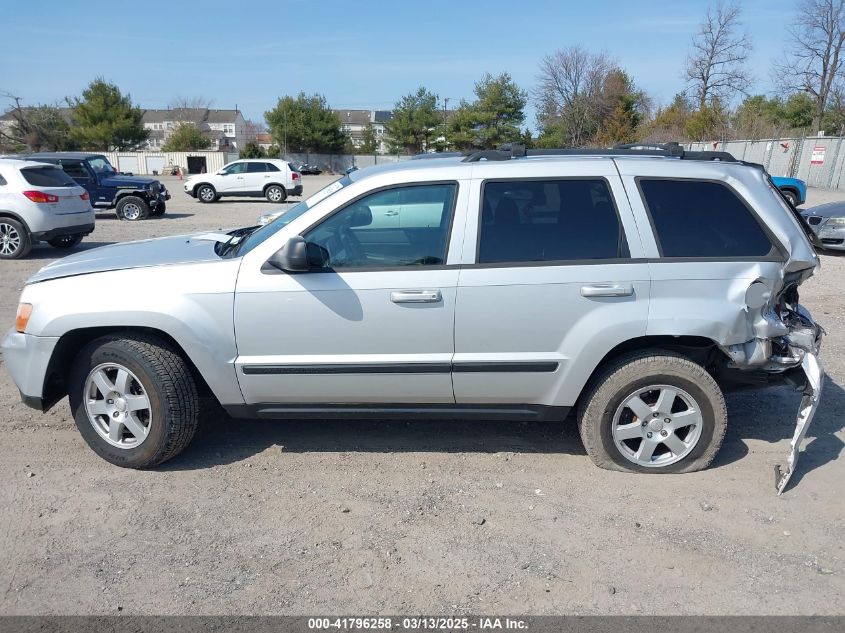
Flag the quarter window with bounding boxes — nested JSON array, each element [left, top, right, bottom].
[[478, 179, 628, 263], [302, 183, 457, 269], [639, 179, 773, 258]]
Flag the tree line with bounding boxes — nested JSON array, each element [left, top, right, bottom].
[[5, 0, 845, 155]]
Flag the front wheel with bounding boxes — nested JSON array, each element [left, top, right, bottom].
[[196, 185, 217, 203], [68, 335, 200, 468], [265, 185, 286, 203], [781, 189, 800, 207], [116, 196, 150, 221], [578, 351, 727, 474], [48, 234, 84, 249]]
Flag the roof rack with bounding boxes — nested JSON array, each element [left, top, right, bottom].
[[461, 142, 737, 163]]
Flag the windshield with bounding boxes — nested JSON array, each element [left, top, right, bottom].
[[88, 156, 115, 175], [236, 176, 351, 255]]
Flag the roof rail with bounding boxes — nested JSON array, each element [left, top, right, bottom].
[[461, 142, 737, 163]]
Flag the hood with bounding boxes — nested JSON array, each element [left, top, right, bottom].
[[28, 234, 227, 283], [100, 173, 160, 188], [803, 201, 845, 218]]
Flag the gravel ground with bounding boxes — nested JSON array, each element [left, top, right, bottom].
[[0, 176, 843, 615]]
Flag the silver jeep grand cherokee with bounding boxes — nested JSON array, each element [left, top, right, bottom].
[[1, 145, 824, 494]]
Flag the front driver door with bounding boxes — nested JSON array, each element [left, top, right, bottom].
[[233, 180, 467, 407], [218, 162, 247, 192]]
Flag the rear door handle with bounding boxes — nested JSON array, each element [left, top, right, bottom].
[[390, 289, 442, 303], [384, 210, 399, 216], [580, 283, 634, 297]]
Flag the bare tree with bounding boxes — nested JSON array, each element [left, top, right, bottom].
[[243, 119, 265, 144], [0, 92, 73, 152], [167, 96, 214, 122], [534, 46, 615, 146], [775, 0, 845, 132], [684, 2, 752, 109]]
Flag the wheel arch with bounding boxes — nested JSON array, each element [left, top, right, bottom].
[[574, 335, 727, 408], [114, 189, 151, 204], [42, 326, 218, 410], [0, 209, 31, 232]]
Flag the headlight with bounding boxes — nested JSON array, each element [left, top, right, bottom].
[[826, 217, 845, 227]]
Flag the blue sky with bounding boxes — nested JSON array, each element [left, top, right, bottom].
[[1, 0, 795, 129]]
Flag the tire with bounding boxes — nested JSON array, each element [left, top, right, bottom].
[[0, 217, 32, 259], [265, 184, 287, 203], [149, 202, 166, 217], [68, 334, 200, 468], [47, 234, 83, 249], [116, 196, 150, 221], [577, 350, 727, 474], [196, 185, 217, 203], [781, 189, 799, 207]]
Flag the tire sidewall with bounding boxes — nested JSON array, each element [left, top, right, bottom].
[[197, 185, 216, 203], [0, 218, 32, 259], [116, 196, 150, 221], [265, 185, 286, 203], [69, 340, 170, 468]]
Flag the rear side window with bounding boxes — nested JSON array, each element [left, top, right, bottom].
[[60, 162, 90, 179], [478, 179, 628, 263], [20, 166, 77, 187], [246, 162, 267, 173], [266, 162, 281, 172], [639, 179, 773, 258], [0, 172, 7, 186]]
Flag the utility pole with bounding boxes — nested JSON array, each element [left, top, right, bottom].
[[442, 97, 450, 151], [283, 105, 288, 159]]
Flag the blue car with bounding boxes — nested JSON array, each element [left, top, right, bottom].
[[23, 152, 170, 221], [771, 176, 806, 207]]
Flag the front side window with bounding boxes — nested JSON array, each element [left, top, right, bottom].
[[478, 179, 628, 263], [639, 179, 773, 258], [221, 162, 246, 175], [302, 183, 457, 269], [246, 162, 266, 173], [87, 156, 114, 174]]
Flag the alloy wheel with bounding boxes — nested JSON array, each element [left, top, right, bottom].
[[84, 363, 152, 449], [0, 222, 22, 256]]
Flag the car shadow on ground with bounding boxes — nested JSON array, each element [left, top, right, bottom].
[[26, 241, 115, 260], [163, 377, 845, 481], [93, 213, 194, 221]]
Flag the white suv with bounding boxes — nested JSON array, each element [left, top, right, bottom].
[[183, 159, 303, 204], [0, 159, 95, 259]]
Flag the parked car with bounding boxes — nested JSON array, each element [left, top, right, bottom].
[[183, 159, 303, 203], [296, 163, 322, 175], [22, 153, 169, 221], [771, 176, 806, 206], [801, 202, 845, 250], [0, 158, 95, 259], [1, 145, 824, 496]]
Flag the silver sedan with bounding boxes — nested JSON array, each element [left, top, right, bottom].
[[801, 202, 845, 251]]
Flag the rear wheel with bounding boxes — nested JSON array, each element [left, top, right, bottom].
[[68, 335, 200, 468], [0, 217, 32, 259], [265, 184, 286, 203], [47, 234, 83, 249], [578, 351, 727, 474], [116, 196, 150, 221], [196, 185, 217, 203]]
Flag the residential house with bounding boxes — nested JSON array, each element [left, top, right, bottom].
[[141, 108, 247, 150], [333, 109, 393, 154]]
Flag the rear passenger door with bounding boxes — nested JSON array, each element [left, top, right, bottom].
[[453, 163, 651, 409], [243, 161, 268, 192]]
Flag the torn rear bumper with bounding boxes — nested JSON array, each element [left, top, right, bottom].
[[775, 352, 824, 495]]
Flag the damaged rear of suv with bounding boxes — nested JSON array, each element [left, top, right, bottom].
[[0, 144, 825, 493]]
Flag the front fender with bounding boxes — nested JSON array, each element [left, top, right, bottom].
[[20, 260, 244, 406]]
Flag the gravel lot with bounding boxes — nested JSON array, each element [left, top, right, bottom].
[[0, 176, 843, 615]]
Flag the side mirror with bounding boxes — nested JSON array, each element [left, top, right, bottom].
[[268, 236, 310, 272], [349, 204, 372, 227]]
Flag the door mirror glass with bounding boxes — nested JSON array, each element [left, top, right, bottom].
[[268, 236, 310, 272], [349, 204, 372, 227]]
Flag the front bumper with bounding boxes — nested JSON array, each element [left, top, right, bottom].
[[31, 222, 95, 242], [817, 225, 845, 250], [1, 328, 61, 411]]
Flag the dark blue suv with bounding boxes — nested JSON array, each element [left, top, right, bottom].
[[23, 153, 170, 221]]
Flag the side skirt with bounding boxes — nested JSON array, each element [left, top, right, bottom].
[[223, 404, 570, 422]]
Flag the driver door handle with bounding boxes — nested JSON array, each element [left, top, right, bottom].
[[390, 290, 442, 303], [580, 283, 634, 297]]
